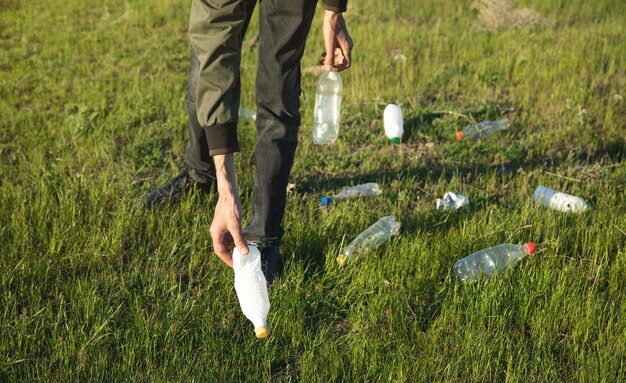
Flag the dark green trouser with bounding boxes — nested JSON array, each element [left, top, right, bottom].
[[185, 0, 317, 245]]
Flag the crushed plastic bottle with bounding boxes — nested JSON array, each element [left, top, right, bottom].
[[436, 191, 469, 210], [238, 107, 257, 122], [321, 183, 382, 206], [456, 119, 509, 141], [312, 71, 342, 145], [338, 216, 401, 266], [453, 242, 536, 283], [233, 245, 270, 338], [533, 185, 589, 213], [383, 104, 404, 144]]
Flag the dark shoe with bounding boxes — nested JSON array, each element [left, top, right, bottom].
[[145, 169, 213, 208], [256, 244, 284, 286]]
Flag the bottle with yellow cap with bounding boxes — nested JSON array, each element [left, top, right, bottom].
[[453, 242, 536, 283], [337, 216, 401, 266], [233, 245, 270, 339], [455, 119, 509, 141]]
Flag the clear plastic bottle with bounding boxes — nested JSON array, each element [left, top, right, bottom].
[[383, 104, 404, 144], [233, 245, 270, 338], [338, 216, 401, 266], [321, 183, 382, 206], [456, 119, 509, 141], [312, 71, 342, 145], [238, 107, 256, 122], [533, 185, 588, 213], [453, 242, 536, 283]]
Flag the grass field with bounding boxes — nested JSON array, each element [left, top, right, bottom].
[[1, 0, 625, 381]]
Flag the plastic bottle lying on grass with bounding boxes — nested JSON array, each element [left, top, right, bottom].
[[337, 216, 401, 266], [456, 119, 509, 141], [321, 183, 382, 206], [383, 104, 404, 144], [233, 245, 270, 339], [533, 185, 589, 213], [453, 242, 536, 283]]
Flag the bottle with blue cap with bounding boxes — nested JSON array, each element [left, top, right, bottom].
[[321, 183, 382, 206]]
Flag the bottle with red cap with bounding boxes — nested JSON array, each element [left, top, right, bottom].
[[455, 119, 509, 141], [453, 242, 536, 283]]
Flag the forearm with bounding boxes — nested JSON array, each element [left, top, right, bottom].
[[213, 153, 239, 197]]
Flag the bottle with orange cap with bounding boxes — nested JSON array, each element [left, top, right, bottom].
[[453, 242, 536, 283], [455, 119, 509, 141]]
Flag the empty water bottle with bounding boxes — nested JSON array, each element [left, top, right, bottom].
[[321, 183, 382, 206], [383, 104, 404, 144], [533, 185, 589, 213], [456, 119, 509, 141], [238, 107, 256, 122], [337, 216, 401, 266], [453, 242, 536, 283], [312, 71, 342, 145], [233, 246, 270, 338]]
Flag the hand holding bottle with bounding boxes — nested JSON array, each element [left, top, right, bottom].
[[321, 10, 352, 72]]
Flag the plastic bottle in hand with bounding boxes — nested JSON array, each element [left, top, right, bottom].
[[383, 104, 404, 144], [238, 107, 256, 122], [338, 216, 401, 266], [453, 242, 536, 283], [313, 71, 343, 145], [533, 185, 589, 213], [233, 245, 270, 338], [321, 183, 382, 206], [456, 119, 509, 141]]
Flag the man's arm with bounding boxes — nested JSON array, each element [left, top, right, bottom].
[[210, 153, 249, 267], [321, 9, 353, 72]]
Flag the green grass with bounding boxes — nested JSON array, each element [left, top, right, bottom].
[[1, 0, 625, 381]]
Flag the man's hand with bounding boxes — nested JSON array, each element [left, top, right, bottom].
[[210, 154, 249, 267], [321, 10, 353, 72]]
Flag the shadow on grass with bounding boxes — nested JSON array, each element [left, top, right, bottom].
[[295, 132, 625, 195]]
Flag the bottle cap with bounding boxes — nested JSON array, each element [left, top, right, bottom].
[[255, 326, 269, 339], [524, 242, 536, 254], [336, 254, 347, 266], [455, 131, 464, 141], [320, 197, 333, 206], [390, 137, 401, 144]]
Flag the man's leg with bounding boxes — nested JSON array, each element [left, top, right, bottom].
[[243, 0, 317, 281], [147, 0, 257, 208]]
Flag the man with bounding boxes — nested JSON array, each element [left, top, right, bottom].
[[147, 0, 352, 284]]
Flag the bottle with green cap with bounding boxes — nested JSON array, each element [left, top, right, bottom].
[[453, 242, 536, 283], [383, 104, 403, 144], [233, 245, 270, 339]]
